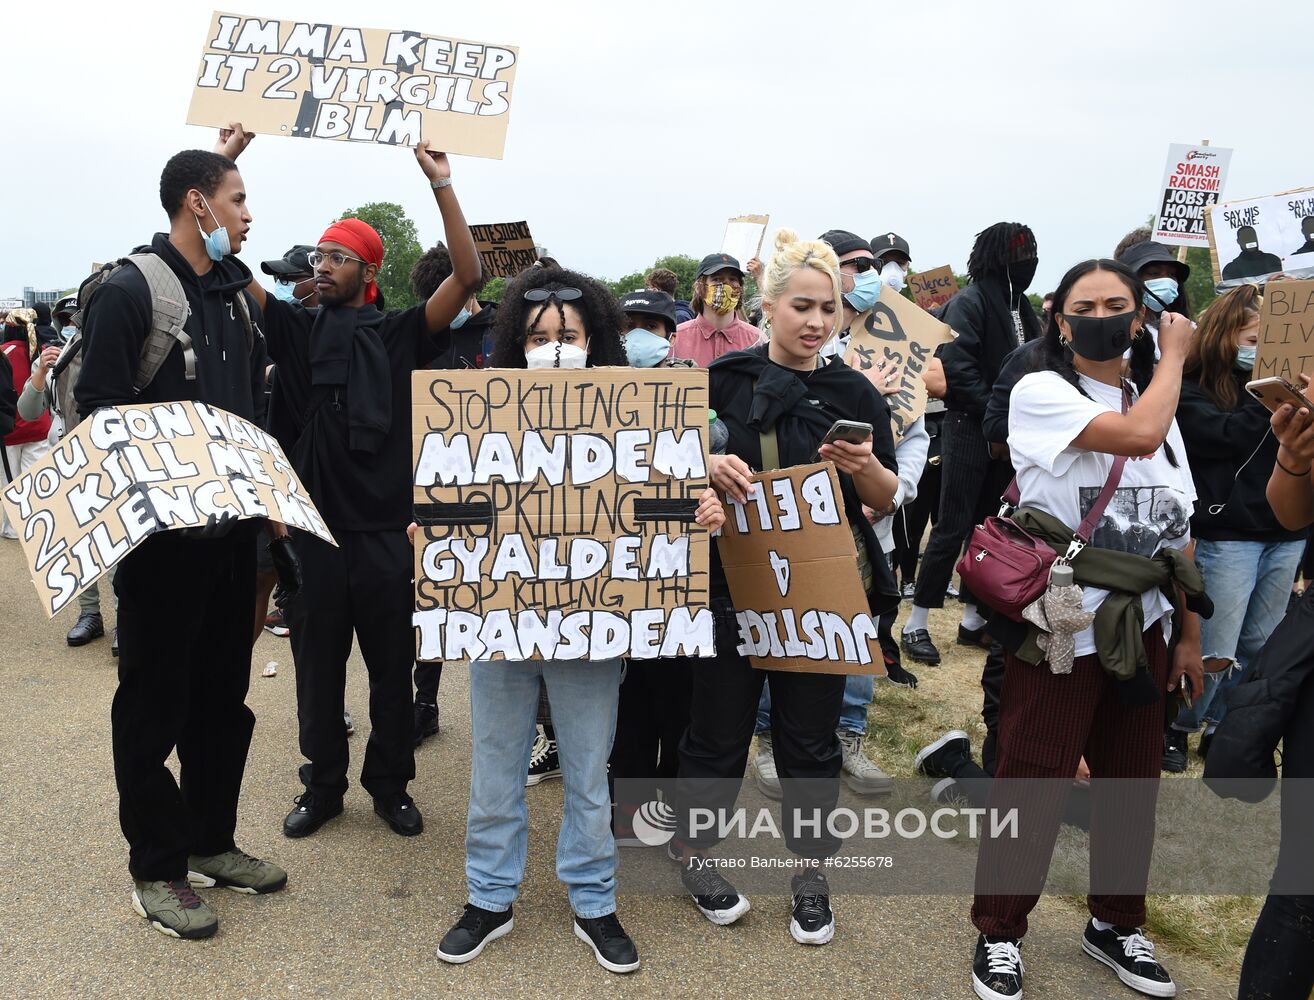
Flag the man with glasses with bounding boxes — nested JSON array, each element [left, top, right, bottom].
[[669, 253, 761, 367], [231, 131, 482, 841]]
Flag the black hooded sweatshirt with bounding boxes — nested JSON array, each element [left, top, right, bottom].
[[76, 233, 267, 424], [433, 300, 498, 370], [938, 275, 1042, 419]]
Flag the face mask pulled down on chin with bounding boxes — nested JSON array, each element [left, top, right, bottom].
[[1063, 310, 1137, 363], [525, 341, 589, 370]]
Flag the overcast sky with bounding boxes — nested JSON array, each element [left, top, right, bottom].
[[5, 0, 1312, 299]]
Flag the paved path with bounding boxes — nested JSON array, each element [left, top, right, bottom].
[[0, 541, 1237, 998]]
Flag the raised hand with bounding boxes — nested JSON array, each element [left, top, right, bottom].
[[214, 122, 254, 160], [415, 139, 451, 183]]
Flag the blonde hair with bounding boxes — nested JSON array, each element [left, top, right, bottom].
[[761, 229, 845, 339]]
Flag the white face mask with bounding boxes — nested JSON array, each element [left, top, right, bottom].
[[525, 341, 589, 369], [880, 260, 907, 293]]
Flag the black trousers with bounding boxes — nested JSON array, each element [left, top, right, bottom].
[[112, 527, 257, 881], [893, 411, 944, 584], [414, 661, 442, 707], [912, 411, 1012, 609], [287, 529, 415, 800], [610, 657, 693, 805], [675, 603, 846, 858]]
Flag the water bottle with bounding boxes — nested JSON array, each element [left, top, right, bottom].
[[709, 408, 729, 455]]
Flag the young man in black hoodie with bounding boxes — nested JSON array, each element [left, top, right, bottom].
[[233, 132, 481, 840], [901, 223, 1042, 666], [76, 134, 286, 940]]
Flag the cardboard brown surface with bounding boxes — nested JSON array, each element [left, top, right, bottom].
[[412, 368, 712, 661], [471, 221, 536, 277], [1207, 186, 1314, 287], [908, 265, 958, 312], [1255, 279, 1314, 382], [716, 463, 883, 675], [0, 402, 333, 619], [186, 12, 519, 159], [843, 284, 955, 442], [1152, 143, 1232, 248]]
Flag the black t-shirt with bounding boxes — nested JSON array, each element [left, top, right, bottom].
[[261, 297, 439, 532]]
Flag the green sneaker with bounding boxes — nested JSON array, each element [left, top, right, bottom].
[[187, 848, 288, 895], [132, 878, 218, 939]]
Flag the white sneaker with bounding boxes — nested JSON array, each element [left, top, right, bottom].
[[837, 730, 895, 795], [752, 731, 782, 800]]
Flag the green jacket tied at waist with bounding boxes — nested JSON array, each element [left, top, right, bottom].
[[1007, 506, 1212, 681]]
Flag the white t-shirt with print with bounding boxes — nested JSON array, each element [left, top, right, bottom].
[[1007, 370, 1197, 656]]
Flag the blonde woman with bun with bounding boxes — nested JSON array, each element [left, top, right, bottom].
[[671, 230, 899, 945]]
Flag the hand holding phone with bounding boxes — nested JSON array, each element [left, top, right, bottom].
[[1246, 376, 1310, 414]]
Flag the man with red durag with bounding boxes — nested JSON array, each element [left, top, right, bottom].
[[229, 127, 482, 840]]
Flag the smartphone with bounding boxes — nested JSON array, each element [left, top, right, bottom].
[[1246, 376, 1310, 414], [812, 420, 874, 463]]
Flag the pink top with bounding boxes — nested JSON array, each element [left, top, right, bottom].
[[669, 314, 762, 368]]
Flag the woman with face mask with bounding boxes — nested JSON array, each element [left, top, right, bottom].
[[668, 254, 763, 367], [671, 229, 899, 947], [968, 259, 1205, 1000], [1161, 284, 1305, 771]]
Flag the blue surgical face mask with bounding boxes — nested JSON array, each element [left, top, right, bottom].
[[624, 327, 672, 368], [195, 192, 231, 261], [450, 307, 472, 329], [1142, 276, 1179, 311], [272, 279, 298, 303], [844, 268, 883, 313], [1236, 345, 1257, 370]]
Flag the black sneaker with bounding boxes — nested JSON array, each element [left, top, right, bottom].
[[789, 869, 835, 945], [900, 581, 915, 600], [915, 730, 973, 779], [973, 933, 1023, 999], [957, 623, 991, 648], [282, 791, 344, 838], [1162, 729, 1188, 773], [66, 611, 105, 646], [680, 856, 750, 925], [901, 628, 942, 665], [1197, 729, 1214, 759], [436, 903, 513, 964], [414, 701, 440, 748], [526, 733, 561, 786], [573, 913, 640, 974], [374, 791, 423, 836], [1081, 920, 1176, 997]]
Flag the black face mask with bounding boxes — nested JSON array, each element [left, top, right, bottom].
[[1063, 311, 1137, 362], [1007, 258, 1038, 293]]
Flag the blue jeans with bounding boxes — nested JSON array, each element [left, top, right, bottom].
[[756, 673, 873, 735], [1172, 538, 1304, 733], [466, 658, 623, 918]]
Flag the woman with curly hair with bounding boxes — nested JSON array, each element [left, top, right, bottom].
[[435, 263, 724, 975]]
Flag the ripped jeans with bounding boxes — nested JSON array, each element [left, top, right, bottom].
[[1171, 537, 1304, 733]]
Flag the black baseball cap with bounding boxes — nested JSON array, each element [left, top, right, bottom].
[[1119, 240, 1190, 285], [261, 244, 316, 277], [53, 295, 78, 317], [619, 290, 678, 334], [819, 229, 870, 257], [871, 232, 912, 264], [696, 252, 744, 278]]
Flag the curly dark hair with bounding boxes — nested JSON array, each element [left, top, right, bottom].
[[966, 222, 1036, 281], [490, 265, 627, 368], [410, 241, 488, 300], [159, 150, 238, 217]]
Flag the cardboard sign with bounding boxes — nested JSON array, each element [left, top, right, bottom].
[[1254, 279, 1314, 382], [844, 284, 955, 442], [411, 368, 713, 662], [186, 12, 519, 159], [1207, 187, 1314, 287], [1152, 143, 1233, 248], [721, 215, 769, 266], [715, 463, 882, 675], [471, 221, 536, 277], [908, 265, 959, 312], [0, 402, 334, 619]]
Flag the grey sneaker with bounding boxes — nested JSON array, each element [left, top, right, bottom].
[[131, 878, 218, 939], [752, 731, 783, 800], [837, 730, 895, 795], [187, 848, 288, 895]]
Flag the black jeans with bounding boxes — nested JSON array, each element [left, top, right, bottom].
[[675, 602, 846, 858], [609, 657, 693, 805], [414, 661, 442, 707], [287, 529, 415, 801], [112, 527, 257, 881], [893, 411, 943, 585], [912, 411, 1011, 609]]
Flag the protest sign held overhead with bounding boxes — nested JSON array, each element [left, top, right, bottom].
[[186, 11, 519, 158], [908, 265, 959, 312], [411, 368, 713, 663], [721, 215, 769, 266], [1254, 279, 1314, 383], [1, 402, 334, 619], [1207, 187, 1314, 287], [716, 463, 883, 676], [471, 221, 537, 277], [844, 284, 955, 442], [1152, 143, 1232, 248]]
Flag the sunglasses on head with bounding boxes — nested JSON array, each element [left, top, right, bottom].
[[524, 286, 583, 303]]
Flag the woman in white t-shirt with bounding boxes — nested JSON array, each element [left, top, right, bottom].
[[969, 259, 1205, 1000]]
